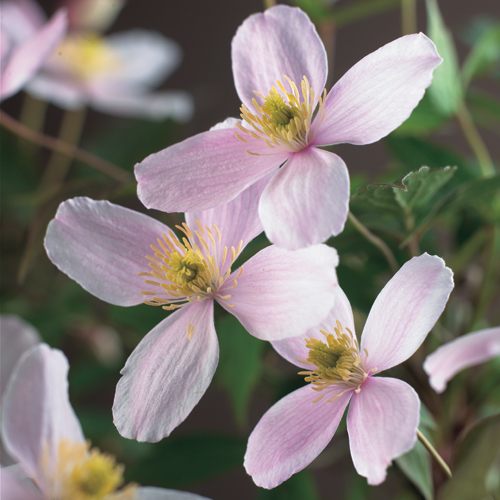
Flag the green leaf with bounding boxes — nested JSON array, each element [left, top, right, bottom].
[[396, 440, 433, 500], [395, 93, 449, 135], [426, 0, 463, 116], [258, 469, 320, 500], [467, 88, 500, 135], [462, 24, 500, 86], [440, 414, 500, 500], [444, 175, 500, 213], [214, 314, 265, 427], [350, 178, 405, 215]]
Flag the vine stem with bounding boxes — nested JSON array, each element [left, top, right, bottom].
[[401, 0, 417, 35], [263, 0, 276, 9], [347, 211, 399, 274], [417, 429, 452, 479], [0, 110, 131, 183]]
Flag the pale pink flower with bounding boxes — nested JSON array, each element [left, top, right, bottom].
[[424, 327, 500, 393], [1, 342, 212, 500], [135, 5, 442, 250], [3, 0, 193, 121], [244, 254, 454, 487], [44, 179, 340, 442], [0, 1, 67, 101]]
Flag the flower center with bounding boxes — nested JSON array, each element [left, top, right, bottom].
[[43, 439, 137, 500], [235, 75, 326, 154], [138, 221, 243, 338], [52, 33, 122, 80], [298, 321, 376, 403]]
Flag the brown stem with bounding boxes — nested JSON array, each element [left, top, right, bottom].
[[417, 429, 452, 479]]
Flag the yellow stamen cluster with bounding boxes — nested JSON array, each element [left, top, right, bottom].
[[53, 34, 122, 80], [298, 320, 375, 403], [138, 221, 243, 338], [43, 439, 137, 500], [235, 75, 326, 153]]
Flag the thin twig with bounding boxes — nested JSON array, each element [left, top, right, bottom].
[[417, 428, 452, 479], [348, 211, 399, 274], [263, 0, 276, 9], [0, 110, 131, 183], [401, 0, 417, 35]]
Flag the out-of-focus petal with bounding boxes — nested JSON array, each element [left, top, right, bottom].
[[245, 384, 351, 489], [0, 466, 44, 500], [135, 128, 288, 213], [2, 345, 84, 487], [26, 73, 86, 109], [424, 327, 500, 393], [0, 0, 45, 45], [313, 33, 442, 146], [90, 87, 194, 122], [232, 5, 327, 111], [0, 315, 40, 399], [0, 9, 67, 101], [272, 286, 355, 369], [113, 301, 218, 442], [221, 244, 339, 341], [185, 169, 277, 260], [45, 197, 171, 307], [259, 148, 349, 249], [137, 487, 211, 500], [347, 376, 419, 485], [361, 254, 453, 373]]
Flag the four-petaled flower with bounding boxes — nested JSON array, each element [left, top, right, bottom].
[[244, 254, 454, 487], [44, 177, 340, 442], [136, 5, 442, 250]]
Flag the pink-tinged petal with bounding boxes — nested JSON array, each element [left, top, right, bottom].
[[113, 301, 218, 442], [272, 285, 354, 369], [0, 315, 40, 399], [2, 345, 84, 486], [26, 73, 87, 110], [424, 327, 500, 393], [347, 377, 419, 485], [0, 0, 45, 45], [245, 384, 351, 489], [221, 244, 339, 341], [259, 148, 349, 249], [45, 197, 171, 307], [1, 466, 44, 500], [361, 254, 453, 373], [0, 8, 67, 101], [313, 33, 442, 147], [137, 487, 211, 500], [185, 169, 277, 259], [136, 128, 289, 213], [232, 5, 327, 111]]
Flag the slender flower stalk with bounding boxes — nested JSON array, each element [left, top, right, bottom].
[[417, 429, 452, 479]]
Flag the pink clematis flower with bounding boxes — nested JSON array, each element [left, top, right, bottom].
[[424, 327, 500, 393], [244, 254, 454, 487], [44, 179, 340, 442], [1, 342, 212, 500], [2, 0, 193, 121], [0, 1, 67, 102], [135, 5, 442, 250]]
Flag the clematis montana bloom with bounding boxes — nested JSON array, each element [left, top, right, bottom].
[[424, 327, 500, 393], [44, 180, 339, 442], [2, 0, 193, 121], [0, 1, 67, 101], [1, 342, 212, 500], [135, 5, 442, 250], [244, 254, 454, 487]]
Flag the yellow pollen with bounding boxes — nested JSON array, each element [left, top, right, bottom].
[[52, 33, 122, 80], [43, 439, 137, 500], [138, 221, 242, 337], [298, 321, 371, 403], [235, 75, 326, 153]]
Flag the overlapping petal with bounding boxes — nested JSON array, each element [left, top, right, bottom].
[[222, 244, 338, 341], [271, 285, 355, 369], [313, 33, 442, 147], [45, 197, 171, 307], [244, 384, 351, 489], [347, 377, 419, 485], [424, 327, 500, 393], [360, 254, 453, 373], [0, 466, 43, 500], [232, 5, 327, 111], [113, 301, 218, 442], [259, 147, 349, 249], [136, 128, 288, 213], [2, 345, 84, 487]]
